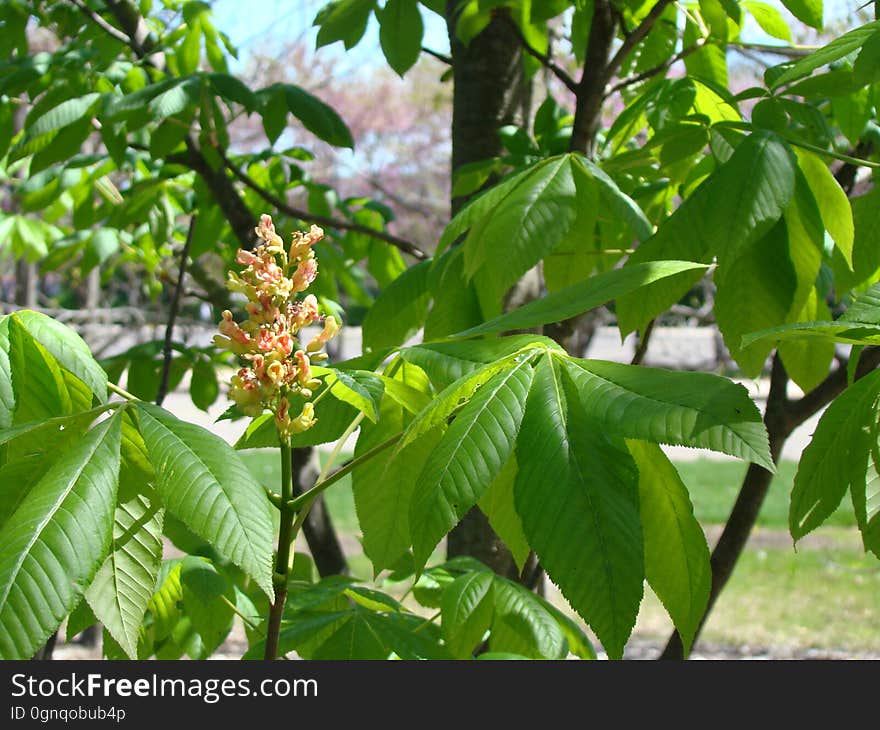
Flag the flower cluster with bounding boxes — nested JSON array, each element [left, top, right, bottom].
[[214, 214, 339, 442]]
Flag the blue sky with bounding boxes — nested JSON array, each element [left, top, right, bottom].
[[209, 0, 866, 73]]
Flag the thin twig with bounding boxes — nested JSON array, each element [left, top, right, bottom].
[[602, 0, 676, 86], [156, 215, 197, 406], [218, 149, 429, 261], [630, 319, 655, 365], [422, 46, 452, 65], [506, 16, 579, 92], [729, 41, 815, 58], [605, 40, 704, 97], [69, 0, 132, 47]]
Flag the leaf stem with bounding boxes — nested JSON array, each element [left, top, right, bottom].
[[219, 594, 263, 635], [286, 431, 403, 514], [107, 381, 139, 401], [264, 441, 294, 659]]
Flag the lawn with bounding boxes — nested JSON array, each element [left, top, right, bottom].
[[239, 451, 880, 654]]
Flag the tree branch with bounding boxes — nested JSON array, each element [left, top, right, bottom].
[[605, 40, 704, 97], [69, 0, 132, 47], [505, 16, 579, 92], [156, 215, 196, 406], [219, 150, 429, 261], [603, 0, 676, 85], [422, 46, 452, 65]]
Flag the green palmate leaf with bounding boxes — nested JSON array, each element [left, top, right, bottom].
[[190, 359, 219, 411], [790, 369, 880, 541], [179, 558, 235, 657], [743, 1, 792, 41], [462, 155, 575, 277], [838, 185, 880, 291], [627, 440, 711, 656], [12, 310, 107, 400], [424, 248, 483, 339], [399, 349, 536, 448], [713, 220, 799, 376], [742, 321, 880, 348], [441, 571, 495, 658], [770, 21, 879, 89], [284, 84, 354, 148], [0, 411, 122, 659], [362, 259, 431, 351], [452, 261, 709, 339], [400, 335, 560, 389], [477, 455, 530, 572], [852, 430, 880, 557], [490, 577, 567, 659], [409, 360, 535, 569], [533, 595, 596, 659], [147, 77, 201, 118], [780, 0, 822, 29], [0, 318, 14, 427], [314, 0, 375, 50], [324, 368, 384, 422], [563, 357, 774, 469], [617, 132, 796, 335], [794, 148, 853, 267], [135, 403, 274, 599], [8, 318, 85, 424], [10, 93, 101, 162], [777, 288, 835, 393], [208, 72, 258, 112], [354, 394, 442, 573], [84, 486, 164, 660], [514, 357, 643, 659], [842, 281, 880, 325], [378, 0, 423, 76]]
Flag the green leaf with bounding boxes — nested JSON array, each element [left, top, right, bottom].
[[779, 0, 823, 29], [190, 359, 219, 411], [10, 93, 101, 162], [85, 487, 164, 660], [324, 368, 384, 422], [514, 357, 643, 659], [533, 595, 597, 659], [769, 22, 879, 88], [12, 310, 107, 400], [852, 430, 880, 557], [400, 334, 561, 389], [617, 132, 796, 335], [627, 440, 710, 656], [743, 1, 791, 41], [180, 558, 234, 657], [477, 455, 530, 572], [839, 185, 880, 291], [777, 288, 835, 393], [362, 259, 431, 351], [441, 571, 495, 658], [378, 0, 423, 76], [260, 87, 287, 145], [177, 23, 202, 76], [410, 360, 535, 569], [314, 0, 375, 50], [790, 369, 880, 541], [0, 412, 122, 659], [354, 398, 442, 573], [208, 73, 258, 113], [741, 321, 880, 348], [490, 577, 567, 659], [285, 85, 354, 148], [452, 261, 709, 339], [135, 403, 274, 599], [399, 350, 536, 448], [564, 357, 774, 470], [853, 32, 880, 86], [463, 156, 580, 308], [147, 77, 201, 118], [794, 148, 853, 267], [0, 318, 14, 428]]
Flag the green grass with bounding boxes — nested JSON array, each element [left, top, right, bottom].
[[675, 459, 858, 529]]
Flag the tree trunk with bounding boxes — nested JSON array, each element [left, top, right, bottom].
[[444, 2, 530, 577]]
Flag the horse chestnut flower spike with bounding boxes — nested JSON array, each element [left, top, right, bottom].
[[214, 214, 339, 443]]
